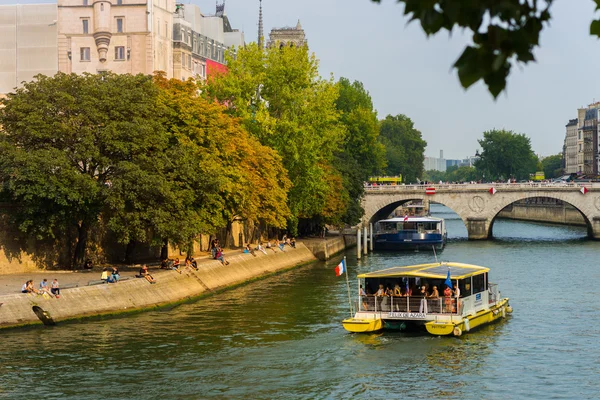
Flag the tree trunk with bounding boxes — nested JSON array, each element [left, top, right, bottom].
[[160, 238, 168, 260], [225, 220, 233, 248], [124, 240, 136, 264], [73, 219, 90, 269]]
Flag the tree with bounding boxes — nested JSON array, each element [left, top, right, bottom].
[[541, 154, 563, 179], [335, 78, 386, 225], [371, 0, 567, 97], [475, 129, 537, 180], [204, 43, 346, 235], [0, 72, 166, 268], [378, 114, 427, 183]]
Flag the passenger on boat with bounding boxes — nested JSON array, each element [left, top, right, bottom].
[[393, 284, 402, 311], [444, 286, 453, 313], [375, 284, 385, 296], [360, 285, 368, 310], [418, 286, 428, 314], [429, 286, 439, 299]]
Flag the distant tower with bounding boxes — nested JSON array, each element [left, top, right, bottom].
[[268, 18, 307, 48], [257, 0, 264, 48]]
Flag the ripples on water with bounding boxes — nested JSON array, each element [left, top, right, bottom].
[[1, 206, 599, 399]]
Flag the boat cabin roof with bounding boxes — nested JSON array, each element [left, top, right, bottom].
[[377, 216, 442, 223], [357, 262, 489, 280]]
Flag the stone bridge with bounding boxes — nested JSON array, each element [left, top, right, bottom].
[[361, 183, 600, 239]]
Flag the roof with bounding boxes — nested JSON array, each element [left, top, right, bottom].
[[357, 262, 489, 280], [377, 216, 442, 223]]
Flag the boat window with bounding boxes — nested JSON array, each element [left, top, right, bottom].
[[472, 273, 485, 294], [417, 223, 424, 233], [458, 279, 471, 297]]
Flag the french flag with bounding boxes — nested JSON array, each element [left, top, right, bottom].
[[334, 259, 346, 277]]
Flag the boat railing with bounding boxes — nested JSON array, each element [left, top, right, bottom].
[[488, 284, 499, 304], [359, 295, 460, 315]]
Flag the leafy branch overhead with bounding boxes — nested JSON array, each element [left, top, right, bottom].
[[371, 0, 559, 97]]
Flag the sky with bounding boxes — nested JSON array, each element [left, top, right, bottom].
[[2, 0, 598, 159]]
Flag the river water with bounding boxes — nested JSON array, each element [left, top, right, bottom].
[[1, 205, 599, 399]]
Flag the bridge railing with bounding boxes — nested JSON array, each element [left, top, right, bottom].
[[364, 182, 600, 192]]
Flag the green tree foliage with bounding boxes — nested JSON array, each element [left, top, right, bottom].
[[541, 153, 563, 179], [378, 115, 427, 183], [0, 73, 165, 267], [335, 78, 386, 225], [154, 75, 291, 247], [0, 72, 292, 267], [204, 43, 346, 234], [475, 129, 538, 180], [424, 166, 481, 183], [371, 0, 559, 97]]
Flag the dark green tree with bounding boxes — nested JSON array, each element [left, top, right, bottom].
[[0, 72, 166, 268], [335, 78, 386, 225], [378, 114, 427, 183], [370, 0, 589, 97], [541, 154, 563, 179], [475, 129, 538, 180]]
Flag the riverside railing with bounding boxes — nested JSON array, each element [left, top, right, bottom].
[[364, 182, 600, 192]]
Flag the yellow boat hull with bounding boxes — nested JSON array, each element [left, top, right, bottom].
[[425, 298, 511, 336], [342, 318, 383, 333]]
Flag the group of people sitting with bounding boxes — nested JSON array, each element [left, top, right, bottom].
[[21, 279, 60, 298], [101, 267, 121, 283]]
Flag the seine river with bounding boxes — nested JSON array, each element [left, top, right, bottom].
[[2, 205, 599, 399]]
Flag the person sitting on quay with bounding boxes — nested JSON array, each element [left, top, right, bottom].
[[138, 265, 156, 284], [215, 247, 229, 265], [276, 239, 285, 252], [101, 268, 116, 283], [39, 279, 54, 297], [21, 280, 36, 294], [256, 242, 268, 255], [51, 279, 61, 298], [210, 239, 220, 259], [185, 255, 199, 270], [244, 244, 257, 257], [84, 259, 93, 270], [111, 267, 120, 282], [266, 241, 277, 253], [290, 238, 296, 248]]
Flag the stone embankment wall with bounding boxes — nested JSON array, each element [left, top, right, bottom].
[[302, 235, 357, 261], [497, 202, 586, 226], [0, 243, 317, 330]]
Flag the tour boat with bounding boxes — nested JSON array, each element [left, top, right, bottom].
[[342, 262, 512, 336], [373, 215, 447, 250]]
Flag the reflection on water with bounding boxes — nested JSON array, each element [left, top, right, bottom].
[[1, 206, 599, 398]]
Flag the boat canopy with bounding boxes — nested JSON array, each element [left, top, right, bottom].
[[377, 217, 442, 223], [357, 262, 489, 280]]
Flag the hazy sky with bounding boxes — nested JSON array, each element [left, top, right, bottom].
[[2, 0, 598, 158]]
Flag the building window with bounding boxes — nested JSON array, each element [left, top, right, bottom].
[[117, 0, 122, 4], [579, 132, 582, 140], [165, 22, 168, 38], [115, 46, 125, 60], [100, 3, 104, 11], [187, 54, 191, 69], [157, 19, 160, 36], [82, 19, 89, 34], [116, 18, 124, 33], [83, 0, 88, 5], [80, 47, 90, 61]]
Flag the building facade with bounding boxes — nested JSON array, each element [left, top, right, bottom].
[[57, 0, 174, 77], [0, 4, 58, 94], [267, 20, 306, 48], [564, 118, 578, 174]]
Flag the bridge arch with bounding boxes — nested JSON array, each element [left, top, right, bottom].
[[361, 184, 600, 240], [487, 194, 593, 238]]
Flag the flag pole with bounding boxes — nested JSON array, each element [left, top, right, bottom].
[[343, 256, 353, 317]]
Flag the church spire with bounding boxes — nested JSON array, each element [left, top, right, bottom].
[[257, 0, 264, 48]]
